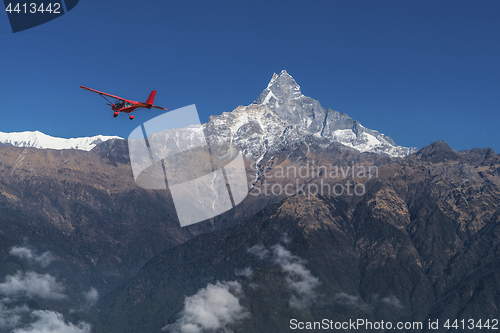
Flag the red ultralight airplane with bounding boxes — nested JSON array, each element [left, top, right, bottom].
[[80, 86, 168, 120]]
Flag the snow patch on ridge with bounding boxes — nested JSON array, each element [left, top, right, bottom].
[[0, 131, 122, 151], [262, 90, 277, 105]]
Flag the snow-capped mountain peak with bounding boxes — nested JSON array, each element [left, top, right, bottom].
[[256, 70, 304, 107], [249, 70, 415, 157], [0, 130, 122, 151]]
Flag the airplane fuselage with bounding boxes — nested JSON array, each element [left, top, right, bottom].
[[111, 102, 152, 113]]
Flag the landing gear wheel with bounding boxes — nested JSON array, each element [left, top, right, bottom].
[[113, 112, 119, 118], [129, 115, 135, 120]]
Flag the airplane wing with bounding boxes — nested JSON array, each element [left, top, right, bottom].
[[80, 86, 127, 101], [151, 105, 169, 110]]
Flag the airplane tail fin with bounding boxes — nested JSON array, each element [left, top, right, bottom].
[[146, 90, 157, 106]]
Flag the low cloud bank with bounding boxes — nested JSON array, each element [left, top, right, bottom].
[[334, 292, 404, 311], [163, 281, 249, 333], [270, 245, 320, 309], [333, 292, 369, 310], [0, 303, 29, 329], [375, 294, 404, 309], [248, 243, 321, 309], [12, 310, 91, 333], [234, 267, 253, 278], [82, 287, 99, 310], [0, 271, 66, 300], [247, 244, 269, 260], [10, 246, 56, 268], [0, 244, 93, 332]]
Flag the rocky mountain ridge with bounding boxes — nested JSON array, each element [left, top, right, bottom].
[[0, 132, 498, 332], [96, 142, 500, 333]]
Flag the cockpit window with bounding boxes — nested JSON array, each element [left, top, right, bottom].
[[114, 100, 133, 109]]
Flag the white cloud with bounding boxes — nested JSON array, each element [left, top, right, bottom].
[[247, 243, 321, 309], [270, 245, 320, 309], [35, 252, 56, 268], [9, 247, 33, 260], [0, 303, 29, 329], [163, 281, 249, 333], [333, 292, 368, 310], [0, 271, 66, 300], [234, 267, 253, 278], [247, 244, 269, 260], [83, 287, 99, 309], [10, 246, 56, 268], [0, 253, 89, 333], [11, 310, 91, 333], [334, 293, 403, 311], [248, 283, 260, 290], [281, 233, 291, 245], [377, 295, 403, 309]]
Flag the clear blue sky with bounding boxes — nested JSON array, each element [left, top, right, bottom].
[[1, 0, 499, 152]]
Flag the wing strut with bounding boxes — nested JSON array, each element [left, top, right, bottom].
[[99, 94, 113, 105]]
